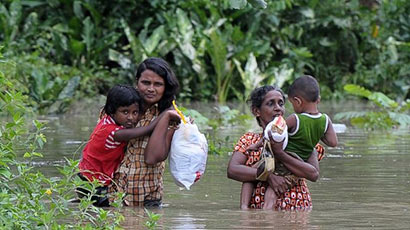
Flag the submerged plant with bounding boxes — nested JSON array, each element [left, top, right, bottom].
[[335, 84, 410, 129], [144, 208, 161, 230]]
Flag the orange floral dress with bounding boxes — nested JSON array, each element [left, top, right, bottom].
[[234, 132, 324, 211]]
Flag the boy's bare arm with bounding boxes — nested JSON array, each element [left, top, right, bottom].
[[321, 117, 338, 147], [285, 114, 297, 133]]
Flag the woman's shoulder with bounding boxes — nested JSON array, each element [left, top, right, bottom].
[[234, 132, 261, 153]]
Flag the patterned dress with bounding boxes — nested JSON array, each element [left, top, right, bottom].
[[109, 104, 164, 206], [234, 132, 324, 210]]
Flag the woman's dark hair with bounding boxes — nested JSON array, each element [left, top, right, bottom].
[[135, 57, 180, 112], [247, 85, 285, 126], [103, 84, 141, 116]]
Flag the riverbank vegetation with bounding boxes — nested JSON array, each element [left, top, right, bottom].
[[1, 0, 408, 113], [1, 49, 126, 228]]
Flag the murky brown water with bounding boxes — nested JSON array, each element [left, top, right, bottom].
[[28, 100, 410, 229]]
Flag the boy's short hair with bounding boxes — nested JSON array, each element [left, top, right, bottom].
[[104, 84, 141, 116], [288, 75, 320, 102]]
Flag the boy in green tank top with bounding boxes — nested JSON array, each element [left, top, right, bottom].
[[262, 75, 338, 209]]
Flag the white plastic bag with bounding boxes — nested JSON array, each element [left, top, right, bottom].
[[169, 120, 208, 190], [264, 116, 288, 150]]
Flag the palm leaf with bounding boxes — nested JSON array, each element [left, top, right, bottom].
[[334, 111, 368, 121]]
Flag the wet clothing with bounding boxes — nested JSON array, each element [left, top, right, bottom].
[[79, 115, 126, 185], [286, 113, 329, 161], [76, 173, 110, 207], [109, 104, 164, 206], [234, 132, 324, 210]]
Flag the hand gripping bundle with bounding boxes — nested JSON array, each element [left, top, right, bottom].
[[256, 116, 288, 181], [168, 101, 208, 190]]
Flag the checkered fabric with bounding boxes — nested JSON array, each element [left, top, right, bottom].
[[109, 104, 164, 206]]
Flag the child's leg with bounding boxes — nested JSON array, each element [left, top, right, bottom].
[[240, 182, 254, 210], [263, 186, 277, 210]]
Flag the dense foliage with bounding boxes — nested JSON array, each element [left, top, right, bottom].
[[1, 0, 409, 112], [0, 48, 126, 229], [335, 84, 410, 129]]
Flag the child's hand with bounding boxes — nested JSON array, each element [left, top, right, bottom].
[[246, 139, 263, 152], [267, 132, 284, 155], [166, 110, 182, 122]]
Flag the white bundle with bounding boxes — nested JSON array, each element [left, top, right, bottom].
[[169, 120, 208, 190]]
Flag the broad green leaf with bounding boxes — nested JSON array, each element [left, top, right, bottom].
[[20, 1, 47, 8], [32, 152, 43, 157], [291, 47, 313, 58], [176, 8, 193, 43], [334, 111, 368, 121], [9, 0, 22, 28], [344, 84, 372, 98], [300, 8, 315, 18], [82, 17, 94, 52], [143, 25, 164, 54], [319, 37, 335, 47], [266, 65, 293, 88], [57, 76, 80, 100], [369, 92, 398, 109], [108, 49, 131, 69], [82, 2, 101, 25], [333, 17, 352, 29], [229, 0, 247, 9], [248, 0, 267, 9], [69, 38, 85, 56], [73, 1, 84, 19], [0, 168, 11, 178], [208, 30, 227, 81], [180, 42, 196, 60], [388, 112, 410, 126], [121, 18, 143, 64]]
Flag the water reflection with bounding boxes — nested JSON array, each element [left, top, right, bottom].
[[12, 100, 410, 229]]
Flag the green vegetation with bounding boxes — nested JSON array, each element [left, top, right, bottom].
[[143, 208, 162, 230], [1, 47, 125, 229], [335, 84, 410, 129], [181, 105, 252, 155], [0, 0, 408, 113]]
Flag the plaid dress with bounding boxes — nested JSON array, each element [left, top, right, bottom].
[[109, 104, 164, 206], [234, 132, 325, 210]]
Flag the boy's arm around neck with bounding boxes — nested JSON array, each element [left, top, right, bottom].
[[113, 112, 166, 142]]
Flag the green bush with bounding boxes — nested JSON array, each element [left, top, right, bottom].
[[1, 48, 125, 229]]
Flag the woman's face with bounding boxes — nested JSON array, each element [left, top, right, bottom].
[[254, 90, 285, 128], [137, 69, 165, 107]]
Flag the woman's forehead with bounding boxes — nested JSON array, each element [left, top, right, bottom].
[[139, 69, 164, 83], [264, 90, 283, 100]]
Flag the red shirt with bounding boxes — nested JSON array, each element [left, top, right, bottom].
[[79, 115, 126, 185]]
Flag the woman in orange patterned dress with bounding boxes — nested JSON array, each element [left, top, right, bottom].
[[227, 85, 324, 210]]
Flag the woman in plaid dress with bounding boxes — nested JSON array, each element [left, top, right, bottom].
[[109, 57, 180, 207]]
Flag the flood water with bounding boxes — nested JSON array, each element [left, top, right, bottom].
[[29, 100, 410, 229]]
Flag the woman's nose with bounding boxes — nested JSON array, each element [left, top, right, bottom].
[[147, 84, 154, 92]]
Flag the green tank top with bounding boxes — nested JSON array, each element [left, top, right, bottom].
[[285, 113, 328, 161]]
